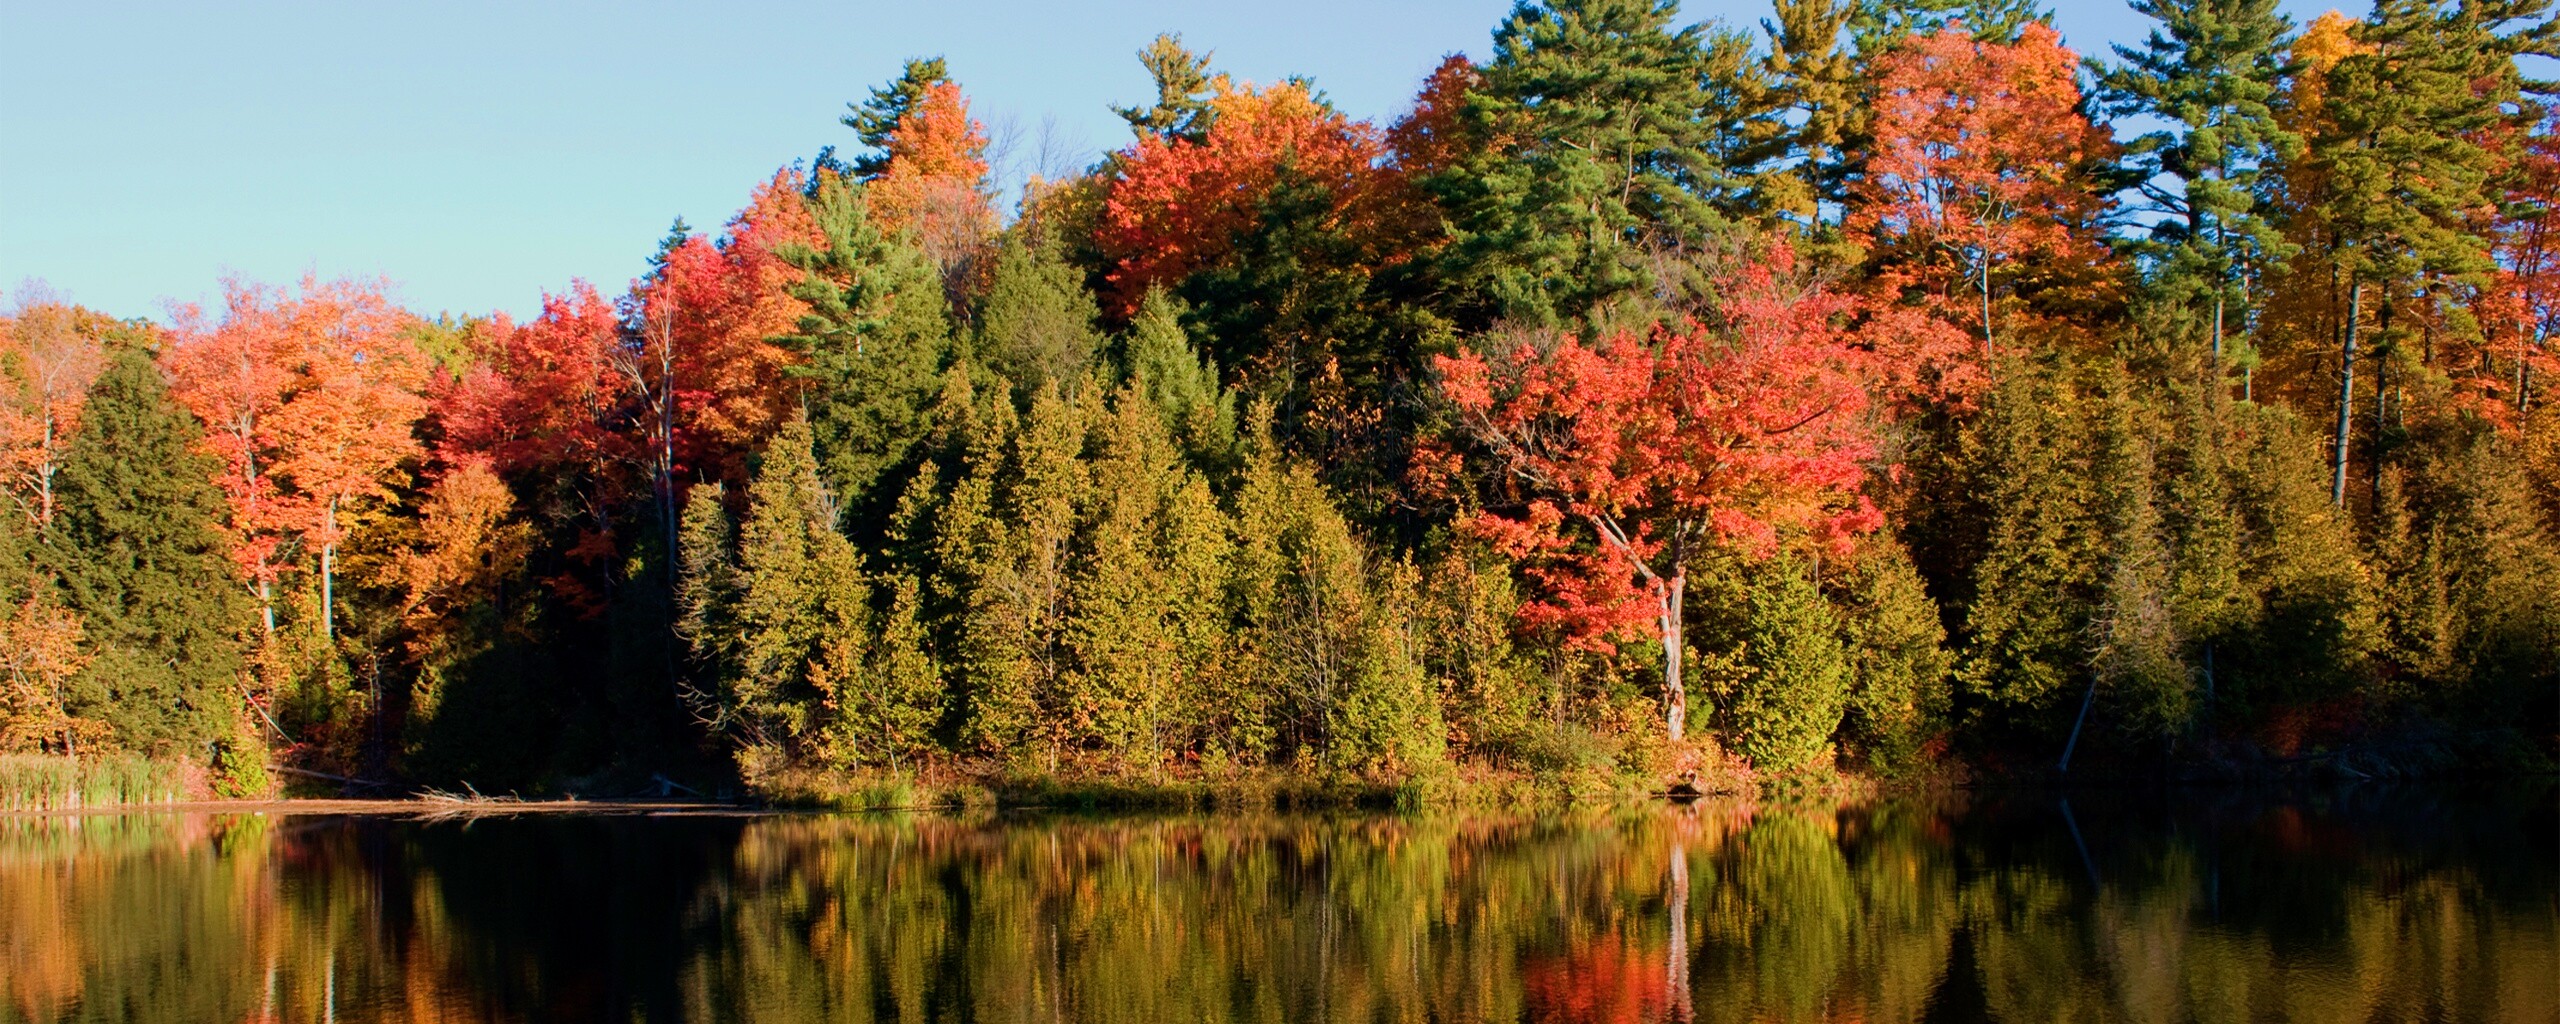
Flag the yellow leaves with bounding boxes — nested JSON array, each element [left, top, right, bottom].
[[383, 459, 529, 660], [0, 592, 92, 753], [2285, 11, 2371, 132]]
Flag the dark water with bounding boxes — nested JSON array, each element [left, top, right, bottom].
[[2, 788, 2554, 1024]]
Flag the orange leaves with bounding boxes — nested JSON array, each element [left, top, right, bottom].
[[1096, 80, 1399, 316], [0, 297, 109, 528], [1849, 24, 2117, 347], [387, 458, 530, 662], [168, 277, 425, 587], [866, 81, 995, 275], [1385, 55, 1480, 179], [1438, 243, 1881, 649]]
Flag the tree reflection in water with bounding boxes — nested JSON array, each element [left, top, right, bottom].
[[1, 788, 2553, 1023]]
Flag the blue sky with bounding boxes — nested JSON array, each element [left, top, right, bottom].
[[2, 0, 2349, 322]]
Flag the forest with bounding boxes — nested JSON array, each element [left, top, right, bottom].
[[0, 0, 2554, 800]]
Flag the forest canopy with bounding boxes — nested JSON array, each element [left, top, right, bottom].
[[4, 0, 2555, 796]]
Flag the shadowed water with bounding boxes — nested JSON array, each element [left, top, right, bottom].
[[1, 787, 2553, 1023]]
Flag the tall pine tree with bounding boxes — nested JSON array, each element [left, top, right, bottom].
[[46, 347, 250, 754]]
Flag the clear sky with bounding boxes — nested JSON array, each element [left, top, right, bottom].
[[2, 0, 2350, 322]]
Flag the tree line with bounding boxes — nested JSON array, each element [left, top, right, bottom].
[[1, 0, 2554, 794]]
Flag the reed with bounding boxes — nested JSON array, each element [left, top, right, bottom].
[[0, 753, 188, 811]]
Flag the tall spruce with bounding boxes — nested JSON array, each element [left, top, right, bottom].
[[45, 347, 250, 753]]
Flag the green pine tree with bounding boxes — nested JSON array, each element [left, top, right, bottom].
[[1432, 0, 1737, 325], [778, 173, 955, 516], [1121, 289, 1239, 474], [1113, 34, 1220, 142], [1064, 390, 1186, 772], [1725, 558, 1852, 775], [1833, 535, 1951, 774], [1849, 0, 2050, 52], [723, 414, 868, 777], [45, 347, 251, 755], [2099, 0, 2302, 366]]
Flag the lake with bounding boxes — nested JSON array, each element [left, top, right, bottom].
[[1, 787, 2553, 1023]]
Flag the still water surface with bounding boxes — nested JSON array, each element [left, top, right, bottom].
[[2, 787, 2553, 1023]]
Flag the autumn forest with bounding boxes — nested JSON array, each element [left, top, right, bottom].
[[2, 0, 2555, 801]]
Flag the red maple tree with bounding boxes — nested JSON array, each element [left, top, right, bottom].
[[1436, 245, 1880, 741]]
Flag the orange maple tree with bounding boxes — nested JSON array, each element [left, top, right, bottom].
[[1849, 23, 2117, 353], [170, 277, 422, 636], [1436, 245, 1881, 741], [1095, 80, 1403, 316], [0, 296, 108, 528], [866, 81, 995, 278]]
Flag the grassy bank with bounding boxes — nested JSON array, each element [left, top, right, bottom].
[[0, 754, 192, 811]]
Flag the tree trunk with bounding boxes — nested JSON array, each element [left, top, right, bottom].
[[321, 543, 336, 641], [2332, 281, 2361, 508], [1980, 254, 1995, 356], [2212, 291, 2226, 366], [1661, 573, 1687, 742]]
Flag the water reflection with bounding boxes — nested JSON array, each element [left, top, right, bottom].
[[1, 788, 2552, 1023]]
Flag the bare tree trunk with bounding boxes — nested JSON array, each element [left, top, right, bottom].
[[321, 542, 335, 641], [1662, 573, 1687, 742], [2332, 281, 2362, 508], [1981, 254, 1996, 357]]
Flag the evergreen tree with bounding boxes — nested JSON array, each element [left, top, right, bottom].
[[851, 573, 942, 772], [973, 233, 1102, 399], [1064, 390, 1185, 770], [2296, 1, 2543, 504], [1421, 544, 1538, 762], [1158, 471, 1235, 760], [844, 57, 952, 178], [1724, 559, 1852, 774], [1756, 0, 1862, 223], [1833, 535, 1951, 773], [1954, 356, 2109, 732], [674, 482, 741, 735], [2100, 0, 2301, 365], [1849, 0, 2050, 51], [2223, 401, 2379, 707], [959, 385, 1087, 765], [45, 347, 250, 754], [779, 174, 955, 513], [1121, 289, 1239, 473], [2086, 377, 2191, 743], [722, 414, 868, 777], [1113, 34, 1221, 142], [1433, 0, 1733, 325]]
